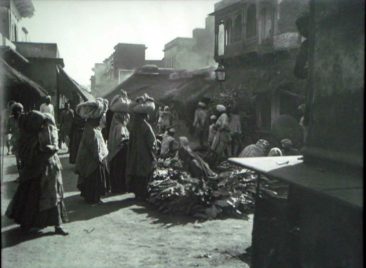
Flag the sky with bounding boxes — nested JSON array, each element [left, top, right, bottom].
[[19, 0, 218, 88]]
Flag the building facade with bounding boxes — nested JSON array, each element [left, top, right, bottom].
[[14, 42, 92, 118], [0, 0, 47, 111], [163, 16, 216, 70], [212, 0, 308, 140], [0, 0, 33, 43], [90, 43, 163, 97], [1, 0, 90, 118]]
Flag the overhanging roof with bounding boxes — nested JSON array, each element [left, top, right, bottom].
[[0, 46, 29, 64], [1, 59, 47, 96], [209, 1, 244, 16], [58, 67, 95, 101]]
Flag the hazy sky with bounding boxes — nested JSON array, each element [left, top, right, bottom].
[[19, 0, 217, 87]]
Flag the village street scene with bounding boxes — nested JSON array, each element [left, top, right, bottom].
[[0, 0, 363, 267]]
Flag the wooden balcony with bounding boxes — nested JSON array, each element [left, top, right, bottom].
[[215, 32, 301, 61]]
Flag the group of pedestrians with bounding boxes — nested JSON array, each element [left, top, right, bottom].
[[4, 92, 300, 236], [192, 102, 243, 164], [73, 90, 157, 203], [191, 101, 302, 165], [4, 91, 159, 235]]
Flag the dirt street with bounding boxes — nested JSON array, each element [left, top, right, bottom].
[[1, 149, 252, 268]]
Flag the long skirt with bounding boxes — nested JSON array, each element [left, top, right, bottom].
[[211, 130, 231, 162], [77, 161, 109, 204], [69, 129, 83, 164], [109, 144, 128, 194], [127, 173, 152, 200], [6, 178, 68, 230]]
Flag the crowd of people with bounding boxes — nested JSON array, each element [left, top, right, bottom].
[[3, 91, 301, 236]]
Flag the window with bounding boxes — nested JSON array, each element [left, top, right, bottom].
[[260, 6, 273, 41], [233, 15, 242, 42], [246, 5, 257, 38], [14, 24, 17, 42], [225, 19, 232, 46], [218, 22, 225, 56]]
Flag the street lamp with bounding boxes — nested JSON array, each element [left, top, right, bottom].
[[215, 63, 226, 90]]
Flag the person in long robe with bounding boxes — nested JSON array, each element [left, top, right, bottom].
[[193, 102, 208, 148], [211, 104, 231, 163], [228, 107, 242, 157], [157, 106, 171, 134], [3, 100, 15, 155], [39, 95, 55, 117], [59, 102, 74, 150], [75, 98, 109, 204], [159, 127, 176, 157], [6, 111, 69, 235], [126, 97, 157, 200], [107, 112, 130, 194], [7, 103, 24, 173], [68, 113, 86, 164], [207, 115, 218, 147]]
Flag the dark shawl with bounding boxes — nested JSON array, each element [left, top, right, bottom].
[[126, 114, 157, 179]]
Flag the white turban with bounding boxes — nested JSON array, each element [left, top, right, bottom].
[[76, 97, 109, 119], [210, 115, 217, 120], [216, 104, 226, 112], [179, 136, 190, 148], [198, 101, 206, 107]]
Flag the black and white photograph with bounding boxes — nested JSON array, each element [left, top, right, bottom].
[[0, 0, 363, 267]]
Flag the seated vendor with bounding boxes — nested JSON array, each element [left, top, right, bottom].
[[238, 139, 270, 157], [280, 138, 300, 156], [160, 127, 176, 157]]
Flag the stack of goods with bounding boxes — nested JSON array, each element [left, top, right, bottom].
[[147, 159, 258, 219]]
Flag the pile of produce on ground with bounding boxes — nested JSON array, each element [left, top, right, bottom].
[[148, 158, 257, 219], [148, 159, 290, 220]]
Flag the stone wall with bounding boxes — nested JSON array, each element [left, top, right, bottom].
[[303, 0, 364, 168]]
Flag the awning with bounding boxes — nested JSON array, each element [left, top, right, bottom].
[[103, 71, 183, 104], [1, 59, 47, 97], [1, 59, 48, 110], [57, 67, 95, 102], [0, 46, 29, 65]]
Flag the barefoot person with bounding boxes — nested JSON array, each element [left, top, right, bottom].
[[75, 98, 109, 204]]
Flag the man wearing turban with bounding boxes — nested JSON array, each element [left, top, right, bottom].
[[211, 104, 231, 164], [40, 95, 55, 117]]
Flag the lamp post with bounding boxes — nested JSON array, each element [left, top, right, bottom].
[[215, 63, 226, 90]]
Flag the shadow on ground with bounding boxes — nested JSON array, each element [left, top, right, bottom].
[[63, 194, 136, 223], [131, 203, 197, 228], [2, 227, 56, 249]]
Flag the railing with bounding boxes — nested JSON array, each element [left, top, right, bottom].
[[215, 32, 301, 60]]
